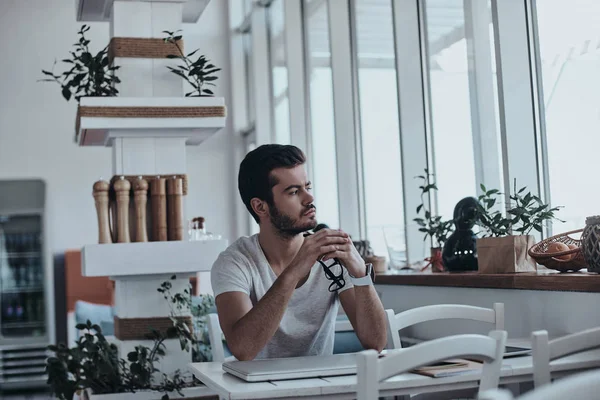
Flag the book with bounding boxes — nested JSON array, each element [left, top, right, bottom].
[[412, 358, 483, 378]]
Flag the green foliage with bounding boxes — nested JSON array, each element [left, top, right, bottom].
[[191, 294, 216, 363], [477, 180, 563, 237], [46, 321, 124, 400], [163, 30, 221, 97], [413, 168, 453, 248], [39, 25, 119, 102], [46, 275, 211, 400], [158, 275, 216, 363]]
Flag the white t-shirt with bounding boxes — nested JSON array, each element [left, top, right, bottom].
[[210, 234, 353, 359]]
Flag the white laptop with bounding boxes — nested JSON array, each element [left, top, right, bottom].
[[222, 353, 357, 382]]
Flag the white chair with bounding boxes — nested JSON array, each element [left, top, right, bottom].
[[207, 313, 235, 362], [386, 303, 505, 349], [206, 313, 363, 361], [478, 369, 600, 400], [531, 326, 600, 388], [357, 330, 508, 400]]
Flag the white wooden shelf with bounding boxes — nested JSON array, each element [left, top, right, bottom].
[[77, 97, 226, 147], [76, 0, 212, 23], [81, 239, 227, 277]]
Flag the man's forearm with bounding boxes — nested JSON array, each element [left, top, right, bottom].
[[227, 272, 297, 360], [353, 285, 387, 351]]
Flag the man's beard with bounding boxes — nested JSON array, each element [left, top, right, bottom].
[[269, 203, 317, 238]]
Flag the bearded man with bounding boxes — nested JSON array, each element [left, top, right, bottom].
[[211, 144, 387, 360]]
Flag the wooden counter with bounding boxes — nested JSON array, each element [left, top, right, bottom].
[[374, 270, 600, 292]]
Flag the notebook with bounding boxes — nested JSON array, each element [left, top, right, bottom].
[[222, 353, 357, 382], [412, 358, 483, 378], [504, 345, 531, 357]]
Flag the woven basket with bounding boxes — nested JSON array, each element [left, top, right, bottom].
[[528, 229, 587, 272]]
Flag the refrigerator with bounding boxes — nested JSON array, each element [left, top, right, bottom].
[[0, 179, 54, 390]]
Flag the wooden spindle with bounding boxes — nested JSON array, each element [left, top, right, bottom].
[[92, 179, 112, 244], [114, 176, 131, 243], [133, 176, 149, 242], [167, 176, 183, 241], [150, 176, 168, 241]]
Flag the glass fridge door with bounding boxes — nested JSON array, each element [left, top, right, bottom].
[[0, 214, 46, 339]]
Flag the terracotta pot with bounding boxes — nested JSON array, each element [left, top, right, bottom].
[[429, 247, 445, 272]]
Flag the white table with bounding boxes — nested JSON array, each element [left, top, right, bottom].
[[189, 344, 600, 399]]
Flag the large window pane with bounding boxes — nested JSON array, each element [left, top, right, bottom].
[[424, 0, 501, 226], [304, 0, 340, 229], [268, 0, 291, 145], [354, 0, 405, 267], [536, 0, 600, 231]]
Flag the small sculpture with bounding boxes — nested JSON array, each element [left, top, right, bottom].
[[442, 196, 480, 271]]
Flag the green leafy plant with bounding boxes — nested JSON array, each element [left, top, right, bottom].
[[163, 30, 221, 97], [46, 321, 122, 400], [413, 168, 453, 248], [477, 180, 563, 237], [191, 294, 216, 362], [40, 25, 120, 102], [46, 276, 204, 400], [158, 275, 216, 362]]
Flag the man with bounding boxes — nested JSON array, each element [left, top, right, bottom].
[[211, 144, 387, 360]]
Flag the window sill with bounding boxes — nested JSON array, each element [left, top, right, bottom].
[[374, 269, 600, 292]]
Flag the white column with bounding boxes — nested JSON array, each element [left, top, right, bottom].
[[251, 6, 274, 145], [464, 0, 502, 198], [328, 0, 363, 239], [285, 0, 311, 167], [113, 275, 193, 379], [229, 0, 252, 238], [392, 0, 430, 264]]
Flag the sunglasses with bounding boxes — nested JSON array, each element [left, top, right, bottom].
[[304, 230, 346, 292], [318, 257, 345, 292]]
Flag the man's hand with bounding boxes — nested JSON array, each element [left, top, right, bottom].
[[321, 231, 366, 277], [285, 229, 350, 282]]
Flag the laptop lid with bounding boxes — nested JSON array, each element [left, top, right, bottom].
[[222, 354, 357, 382]]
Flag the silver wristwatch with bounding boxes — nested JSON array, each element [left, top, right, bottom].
[[348, 263, 373, 286]]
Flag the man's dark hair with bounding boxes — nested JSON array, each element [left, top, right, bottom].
[[238, 144, 306, 223]]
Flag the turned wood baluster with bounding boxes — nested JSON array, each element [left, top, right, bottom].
[[151, 176, 168, 241], [92, 179, 112, 244], [114, 176, 131, 243], [167, 176, 183, 241], [133, 176, 149, 242]]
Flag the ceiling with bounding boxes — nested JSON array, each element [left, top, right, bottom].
[[303, 0, 467, 67]]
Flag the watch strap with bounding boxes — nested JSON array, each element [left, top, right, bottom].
[[349, 263, 374, 286]]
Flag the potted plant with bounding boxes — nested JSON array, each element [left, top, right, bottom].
[[39, 25, 120, 143], [163, 31, 221, 97], [46, 276, 216, 400], [476, 181, 563, 273], [40, 25, 119, 102], [413, 169, 453, 272]]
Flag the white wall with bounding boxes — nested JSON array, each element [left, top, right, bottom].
[[0, 0, 239, 255]]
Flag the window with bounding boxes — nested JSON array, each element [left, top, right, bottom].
[[304, 0, 340, 229], [423, 0, 500, 221], [268, 0, 291, 144], [535, 0, 600, 232], [354, 0, 405, 266]]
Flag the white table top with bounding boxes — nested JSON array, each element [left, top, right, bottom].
[[189, 339, 600, 400]]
